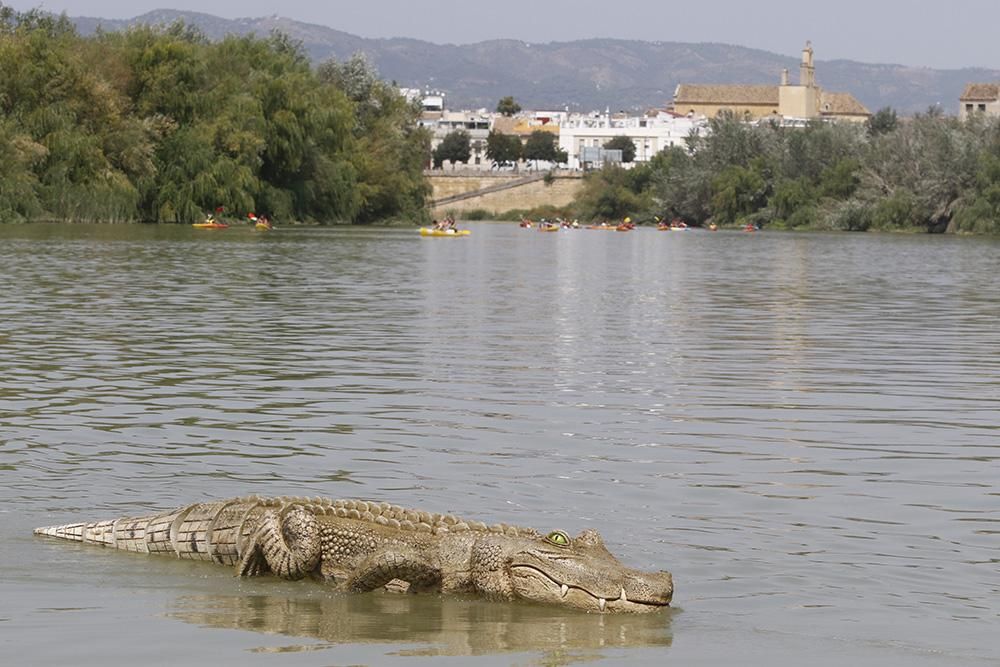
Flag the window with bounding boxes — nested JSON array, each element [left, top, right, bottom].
[[967, 104, 975, 112], [979, 104, 987, 112]]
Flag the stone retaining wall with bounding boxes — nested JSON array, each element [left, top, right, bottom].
[[427, 171, 583, 217]]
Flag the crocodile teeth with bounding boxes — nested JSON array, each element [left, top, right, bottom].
[[621, 587, 628, 603], [560, 584, 569, 598], [598, 598, 607, 612]]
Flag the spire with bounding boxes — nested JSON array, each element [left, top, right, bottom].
[[800, 41, 815, 88]]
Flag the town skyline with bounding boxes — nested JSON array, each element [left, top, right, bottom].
[[6, 0, 1000, 71]]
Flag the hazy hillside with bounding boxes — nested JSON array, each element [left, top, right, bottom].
[[72, 10, 999, 114]]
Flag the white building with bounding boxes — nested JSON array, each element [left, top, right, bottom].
[[405, 87, 710, 171], [558, 110, 705, 170], [422, 109, 494, 168], [959, 83, 1000, 120], [405, 90, 496, 168]]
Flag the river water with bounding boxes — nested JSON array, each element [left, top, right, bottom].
[[0, 222, 997, 666]]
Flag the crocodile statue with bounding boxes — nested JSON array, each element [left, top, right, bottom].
[[34, 496, 673, 613]]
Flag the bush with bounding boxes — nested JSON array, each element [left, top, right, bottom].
[[575, 165, 649, 220], [950, 198, 1000, 234], [785, 206, 818, 229], [770, 178, 814, 221], [824, 201, 872, 232], [460, 208, 494, 220], [871, 190, 922, 231]]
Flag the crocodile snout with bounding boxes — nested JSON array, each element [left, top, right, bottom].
[[622, 569, 673, 606]]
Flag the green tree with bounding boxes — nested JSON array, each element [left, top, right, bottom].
[[486, 130, 521, 167], [0, 121, 44, 221], [871, 189, 920, 230], [0, 9, 428, 225], [818, 157, 861, 199], [603, 135, 636, 163], [649, 145, 710, 223], [781, 121, 863, 184], [867, 107, 899, 137], [575, 164, 652, 221], [432, 130, 471, 168], [316, 51, 430, 222], [122, 24, 208, 125], [496, 95, 521, 117], [711, 164, 768, 225], [770, 178, 813, 222], [948, 151, 1000, 233], [860, 111, 979, 231], [316, 52, 378, 103], [700, 112, 779, 171], [523, 129, 559, 166]]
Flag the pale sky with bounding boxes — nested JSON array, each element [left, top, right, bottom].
[[8, 0, 1000, 70]]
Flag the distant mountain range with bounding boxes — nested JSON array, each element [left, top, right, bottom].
[[71, 9, 999, 114]]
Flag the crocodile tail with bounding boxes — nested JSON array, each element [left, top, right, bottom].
[[33, 498, 265, 565], [35, 517, 165, 553], [34, 520, 127, 545]]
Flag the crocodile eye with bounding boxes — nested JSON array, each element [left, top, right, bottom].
[[546, 530, 570, 547]]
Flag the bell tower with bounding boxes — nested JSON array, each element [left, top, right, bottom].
[[779, 41, 819, 118], [800, 41, 815, 88]]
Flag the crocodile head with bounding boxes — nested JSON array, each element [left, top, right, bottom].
[[470, 529, 673, 613]]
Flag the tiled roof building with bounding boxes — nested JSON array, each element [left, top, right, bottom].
[[959, 84, 1000, 120], [673, 43, 870, 123]]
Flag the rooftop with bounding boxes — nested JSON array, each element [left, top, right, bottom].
[[674, 84, 780, 106], [960, 83, 1000, 101], [820, 91, 870, 116]]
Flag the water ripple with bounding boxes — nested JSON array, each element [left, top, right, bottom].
[[1, 224, 998, 663]]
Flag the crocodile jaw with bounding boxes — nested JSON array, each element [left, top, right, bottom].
[[509, 564, 672, 613]]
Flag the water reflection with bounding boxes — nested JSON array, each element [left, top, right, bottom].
[[168, 591, 674, 659], [2, 223, 999, 664]]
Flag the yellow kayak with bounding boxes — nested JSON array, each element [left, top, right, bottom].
[[192, 222, 229, 229], [255, 222, 273, 231], [419, 227, 470, 237]]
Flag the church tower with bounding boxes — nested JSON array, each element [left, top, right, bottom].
[[779, 41, 820, 119], [800, 41, 815, 88]]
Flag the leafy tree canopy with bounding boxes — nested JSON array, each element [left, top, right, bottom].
[[573, 109, 1000, 233], [867, 107, 899, 137], [496, 95, 521, 117], [486, 129, 521, 167], [603, 135, 636, 163], [0, 12, 429, 224], [523, 130, 559, 164], [432, 130, 471, 168]]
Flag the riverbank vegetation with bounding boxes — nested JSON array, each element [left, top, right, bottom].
[[0, 8, 430, 224], [575, 110, 1000, 233]]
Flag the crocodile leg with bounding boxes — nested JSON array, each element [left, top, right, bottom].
[[237, 506, 321, 580], [343, 549, 442, 593]]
